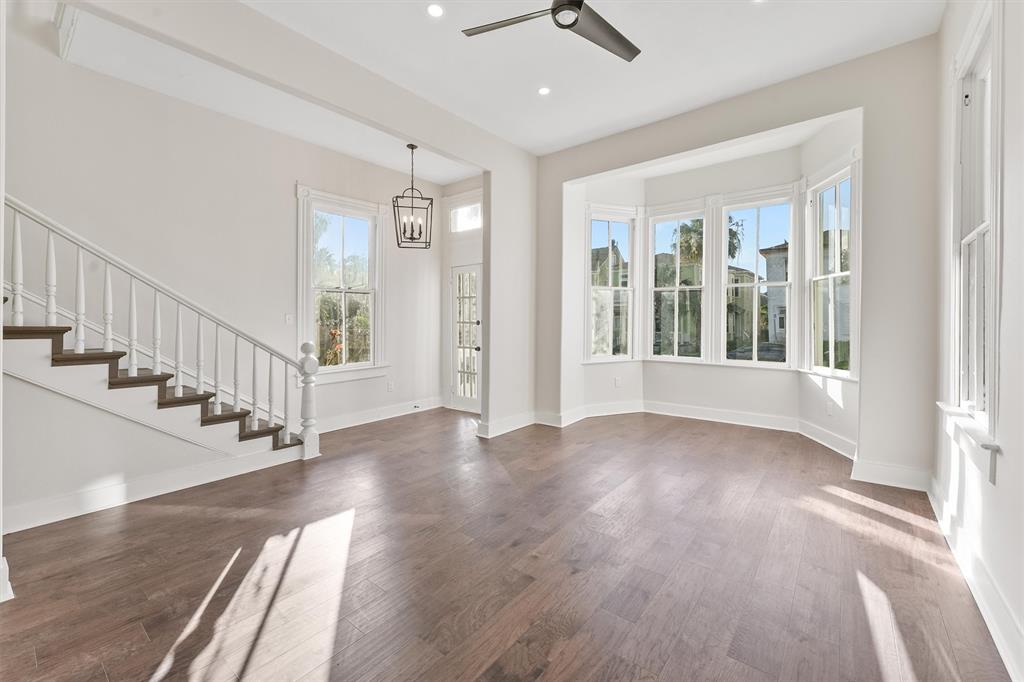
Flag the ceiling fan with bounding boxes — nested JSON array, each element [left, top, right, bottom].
[[461, 0, 641, 62]]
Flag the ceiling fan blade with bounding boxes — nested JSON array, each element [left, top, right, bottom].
[[569, 2, 640, 62], [462, 8, 550, 37]]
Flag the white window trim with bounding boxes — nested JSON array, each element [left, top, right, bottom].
[[444, 188, 484, 238], [805, 165, 860, 380], [719, 185, 801, 368], [584, 203, 638, 362], [950, 0, 1003, 436], [645, 206, 708, 363], [296, 184, 386, 382]]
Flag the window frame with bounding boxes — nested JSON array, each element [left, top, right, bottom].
[[585, 204, 637, 362], [807, 169, 856, 378], [951, 2, 1002, 434], [647, 207, 707, 363], [720, 192, 795, 368], [296, 184, 385, 381], [446, 189, 484, 236]]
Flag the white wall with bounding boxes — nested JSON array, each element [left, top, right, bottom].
[[6, 6, 445, 432], [645, 147, 802, 205], [931, 1, 1024, 678], [75, 0, 538, 438], [538, 36, 938, 487]]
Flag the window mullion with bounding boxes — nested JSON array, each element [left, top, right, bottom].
[[828, 275, 836, 370]]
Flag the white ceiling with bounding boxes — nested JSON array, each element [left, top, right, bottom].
[[61, 7, 480, 185], [244, 0, 945, 155]]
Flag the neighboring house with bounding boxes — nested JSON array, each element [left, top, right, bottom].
[[759, 241, 789, 345]]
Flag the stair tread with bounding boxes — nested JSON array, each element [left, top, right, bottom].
[[4, 325, 72, 336], [201, 403, 252, 425], [274, 434, 303, 451], [108, 368, 174, 387], [159, 386, 216, 407], [240, 419, 285, 439], [163, 385, 216, 399], [54, 349, 126, 360]]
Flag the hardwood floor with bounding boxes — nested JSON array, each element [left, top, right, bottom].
[[0, 409, 1009, 681]]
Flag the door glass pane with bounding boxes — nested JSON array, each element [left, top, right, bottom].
[[344, 293, 371, 364], [315, 291, 343, 367], [758, 285, 786, 363], [835, 275, 851, 371], [813, 279, 831, 368], [610, 221, 630, 287], [591, 220, 609, 286], [343, 216, 370, 289], [612, 289, 630, 356], [839, 178, 851, 272], [819, 185, 837, 275], [677, 289, 701, 358], [678, 217, 703, 286], [725, 286, 753, 360], [591, 289, 612, 356], [726, 208, 756, 283], [652, 290, 674, 356], [313, 210, 342, 288], [757, 204, 790, 282], [653, 221, 676, 287]]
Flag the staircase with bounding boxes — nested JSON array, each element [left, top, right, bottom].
[[3, 196, 321, 462]]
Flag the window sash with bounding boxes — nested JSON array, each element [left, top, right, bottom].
[[650, 213, 705, 359], [721, 200, 792, 365], [589, 215, 634, 358], [959, 226, 989, 412], [808, 173, 854, 375]]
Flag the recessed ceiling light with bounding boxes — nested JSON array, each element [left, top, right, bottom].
[[427, 4, 444, 18], [538, 87, 551, 96]]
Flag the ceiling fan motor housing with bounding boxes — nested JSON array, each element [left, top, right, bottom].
[[551, 0, 584, 28]]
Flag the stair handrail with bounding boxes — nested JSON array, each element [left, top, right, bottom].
[[4, 194, 321, 460]]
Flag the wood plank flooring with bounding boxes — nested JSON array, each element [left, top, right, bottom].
[[0, 409, 1009, 681]]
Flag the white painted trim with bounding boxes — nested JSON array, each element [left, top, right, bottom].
[[477, 411, 535, 439], [316, 395, 442, 434], [850, 458, 931, 491], [927, 486, 1023, 682], [54, 3, 79, 61], [798, 418, 856, 459], [0, 558, 12, 602], [3, 445, 302, 533]]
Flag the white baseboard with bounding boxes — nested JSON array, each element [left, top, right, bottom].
[[928, 486, 1024, 682], [316, 396, 443, 434], [477, 411, 536, 439], [850, 458, 931, 491], [798, 419, 857, 459], [644, 400, 801, 432], [0, 558, 13, 602], [3, 446, 303, 534]]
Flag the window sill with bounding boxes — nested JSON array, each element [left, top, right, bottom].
[[299, 363, 391, 386], [582, 357, 640, 365], [798, 368, 859, 384], [937, 401, 1001, 483]]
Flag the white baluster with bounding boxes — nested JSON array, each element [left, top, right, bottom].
[[281, 368, 291, 446], [11, 213, 24, 326], [103, 265, 114, 352], [233, 335, 241, 413], [195, 314, 205, 395], [251, 346, 259, 429], [267, 358, 276, 427], [44, 230, 57, 326], [152, 293, 162, 374], [213, 325, 222, 415], [174, 304, 183, 397], [74, 248, 86, 353], [127, 278, 138, 375], [299, 342, 320, 460]]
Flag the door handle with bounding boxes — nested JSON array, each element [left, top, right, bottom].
[[474, 346, 481, 352]]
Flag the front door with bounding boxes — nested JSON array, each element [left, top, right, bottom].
[[451, 264, 482, 413]]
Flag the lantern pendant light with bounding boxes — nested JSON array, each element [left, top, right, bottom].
[[393, 144, 433, 249]]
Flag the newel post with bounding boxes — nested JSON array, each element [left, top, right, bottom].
[[298, 341, 320, 460]]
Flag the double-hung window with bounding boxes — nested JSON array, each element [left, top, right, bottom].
[[589, 216, 633, 358], [651, 214, 704, 358], [298, 186, 379, 371], [957, 30, 995, 419], [723, 201, 791, 364], [810, 175, 853, 373]]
